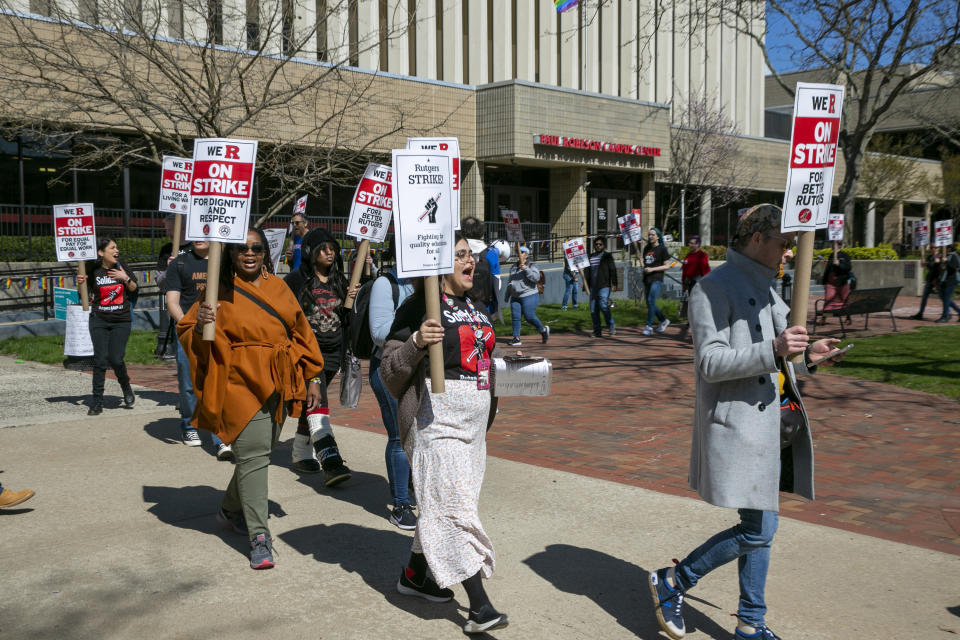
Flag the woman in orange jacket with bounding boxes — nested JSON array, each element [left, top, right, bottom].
[[179, 227, 325, 570]]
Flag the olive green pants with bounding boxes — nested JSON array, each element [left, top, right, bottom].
[[220, 394, 284, 540]]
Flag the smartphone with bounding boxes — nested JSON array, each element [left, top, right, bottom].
[[810, 343, 853, 366]]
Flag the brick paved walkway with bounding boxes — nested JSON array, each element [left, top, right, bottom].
[[122, 295, 960, 556]]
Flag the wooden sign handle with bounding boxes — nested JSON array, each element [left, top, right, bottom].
[[202, 241, 222, 342], [579, 267, 591, 297], [77, 260, 89, 311], [424, 275, 445, 394], [343, 239, 369, 310], [788, 230, 814, 364], [172, 215, 182, 257]]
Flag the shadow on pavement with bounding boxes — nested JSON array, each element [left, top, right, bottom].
[[143, 417, 222, 455], [280, 523, 467, 628], [523, 544, 728, 640]]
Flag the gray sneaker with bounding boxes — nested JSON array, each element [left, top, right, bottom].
[[249, 533, 275, 570], [390, 504, 418, 530], [656, 318, 671, 333], [608, 326, 616, 336]]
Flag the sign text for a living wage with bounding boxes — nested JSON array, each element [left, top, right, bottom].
[[618, 211, 643, 244], [407, 138, 459, 229], [827, 214, 844, 241], [391, 151, 454, 278], [562, 237, 590, 271], [185, 139, 258, 244], [500, 209, 524, 243], [53, 203, 96, 262], [935, 219, 954, 247], [159, 156, 193, 213], [346, 163, 394, 242], [782, 83, 845, 232]]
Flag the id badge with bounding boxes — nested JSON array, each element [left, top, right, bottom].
[[476, 357, 491, 390]]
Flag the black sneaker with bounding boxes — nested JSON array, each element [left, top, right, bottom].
[[87, 401, 103, 416], [909, 312, 923, 320], [216, 506, 248, 536], [389, 504, 417, 530], [734, 624, 782, 640], [121, 383, 135, 407], [540, 325, 550, 344], [316, 438, 352, 487], [396, 568, 453, 602], [463, 604, 509, 634], [508, 338, 522, 347]]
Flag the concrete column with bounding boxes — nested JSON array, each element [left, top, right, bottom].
[[355, 0, 379, 70], [883, 201, 903, 246], [640, 171, 656, 231], [699, 188, 712, 245], [865, 200, 876, 248], [549, 167, 587, 238], [460, 161, 484, 221], [385, 0, 409, 75]]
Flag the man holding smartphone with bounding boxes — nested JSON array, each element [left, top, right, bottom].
[[648, 205, 842, 640]]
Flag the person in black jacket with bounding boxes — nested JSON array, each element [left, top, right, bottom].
[[821, 241, 853, 315], [586, 237, 618, 337], [911, 242, 941, 320]]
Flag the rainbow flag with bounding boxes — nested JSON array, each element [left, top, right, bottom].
[[555, 0, 577, 12]]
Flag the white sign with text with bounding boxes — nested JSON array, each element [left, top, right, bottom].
[[827, 214, 844, 241], [618, 211, 643, 244], [935, 219, 954, 247], [263, 227, 287, 274], [407, 137, 460, 229], [53, 203, 97, 262], [913, 219, 929, 247], [501, 209, 524, 243], [391, 152, 454, 278], [185, 138, 258, 244], [346, 163, 394, 242], [562, 237, 590, 271], [159, 155, 193, 214]]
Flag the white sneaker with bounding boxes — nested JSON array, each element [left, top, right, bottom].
[[292, 432, 317, 463], [216, 443, 234, 462], [656, 319, 671, 333], [642, 326, 653, 336], [182, 430, 202, 447]]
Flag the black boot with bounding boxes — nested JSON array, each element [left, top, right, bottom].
[[314, 435, 352, 487], [121, 382, 135, 407], [88, 397, 103, 416]]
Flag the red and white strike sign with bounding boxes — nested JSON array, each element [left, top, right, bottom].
[[935, 219, 954, 248], [159, 156, 193, 213], [185, 138, 258, 244], [782, 83, 845, 232], [562, 237, 590, 271], [53, 203, 96, 262], [501, 209, 524, 243], [827, 214, 844, 241], [346, 163, 393, 242], [407, 137, 460, 229], [618, 211, 643, 244], [293, 194, 307, 214], [913, 220, 929, 247]]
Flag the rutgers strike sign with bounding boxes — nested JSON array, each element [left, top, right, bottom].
[[53, 203, 96, 262], [159, 155, 192, 213], [346, 163, 393, 242], [782, 83, 845, 232], [185, 138, 258, 244]]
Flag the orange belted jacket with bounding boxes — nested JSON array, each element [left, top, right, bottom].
[[178, 273, 325, 444]]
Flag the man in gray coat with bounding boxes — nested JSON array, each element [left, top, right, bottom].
[[648, 205, 842, 640]]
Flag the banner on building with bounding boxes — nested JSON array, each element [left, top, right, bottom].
[[407, 137, 460, 229], [263, 228, 287, 274], [185, 138, 258, 244], [53, 203, 96, 262], [913, 219, 929, 247], [827, 214, 844, 241], [391, 151, 454, 278], [935, 219, 954, 247], [159, 156, 193, 214], [293, 194, 307, 215], [501, 209, 524, 243], [346, 163, 394, 242], [618, 211, 643, 244], [562, 237, 590, 271], [781, 83, 845, 232]]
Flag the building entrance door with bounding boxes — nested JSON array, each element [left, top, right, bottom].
[[588, 190, 637, 244]]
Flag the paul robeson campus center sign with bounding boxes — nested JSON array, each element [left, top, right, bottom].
[[533, 134, 661, 157]]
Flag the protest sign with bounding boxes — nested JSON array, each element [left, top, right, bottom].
[[618, 211, 643, 245], [407, 137, 459, 228], [913, 219, 929, 247], [493, 357, 552, 397], [54, 203, 96, 262], [501, 209, 524, 243], [64, 305, 94, 356], [781, 83, 845, 232], [293, 194, 307, 214], [185, 138, 258, 244], [159, 156, 192, 214], [54, 287, 79, 321], [347, 163, 393, 243], [562, 237, 590, 271], [263, 228, 287, 274], [391, 152, 454, 278], [935, 219, 954, 247], [827, 214, 844, 241]]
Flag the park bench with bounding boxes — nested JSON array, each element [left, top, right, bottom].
[[812, 285, 902, 338]]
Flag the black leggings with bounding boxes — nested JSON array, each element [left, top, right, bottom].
[[89, 315, 131, 399]]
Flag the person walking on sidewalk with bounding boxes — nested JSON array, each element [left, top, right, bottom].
[[561, 253, 580, 311], [179, 227, 325, 570], [368, 245, 418, 530], [0, 480, 34, 509], [283, 227, 357, 485], [504, 246, 549, 347], [910, 243, 942, 320], [76, 237, 138, 416], [680, 235, 710, 321], [586, 236, 617, 337], [165, 240, 229, 457], [936, 241, 960, 323], [648, 205, 842, 640], [642, 228, 671, 336], [380, 233, 508, 635]]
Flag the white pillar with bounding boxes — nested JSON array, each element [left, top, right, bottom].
[[865, 200, 876, 248], [699, 189, 712, 245]]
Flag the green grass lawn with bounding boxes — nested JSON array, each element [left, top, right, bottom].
[[500, 297, 681, 336], [0, 330, 166, 366], [824, 325, 960, 402]]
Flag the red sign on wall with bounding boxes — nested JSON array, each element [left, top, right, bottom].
[[534, 134, 661, 157]]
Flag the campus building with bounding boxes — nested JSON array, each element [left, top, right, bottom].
[[0, 0, 942, 249]]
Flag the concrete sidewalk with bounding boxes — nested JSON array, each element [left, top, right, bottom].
[[1, 356, 959, 639]]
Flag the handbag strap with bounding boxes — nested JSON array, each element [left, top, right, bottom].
[[234, 286, 292, 339]]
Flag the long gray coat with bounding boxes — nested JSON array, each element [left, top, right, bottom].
[[688, 249, 815, 512]]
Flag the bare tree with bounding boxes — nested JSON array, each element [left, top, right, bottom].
[[0, 0, 461, 222], [720, 0, 960, 239], [662, 92, 752, 241]]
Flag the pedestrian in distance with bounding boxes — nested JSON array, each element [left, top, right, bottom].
[[642, 227, 672, 336], [284, 212, 309, 270], [560, 251, 580, 311], [586, 236, 617, 337], [504, 246, 549, 347], [820, 239, 854, 322], [283, 227, 357, 485], [380, 233, 508, 635], [935, 241, 960, 323], [679, 235, 710, 321], [648, 204, 843, 640], [910, 242, 941, 320], [0, 480, 34, 509], [76, 237, 138, 416], [165, 239, 229, 457], [179, 227, 326, 570]]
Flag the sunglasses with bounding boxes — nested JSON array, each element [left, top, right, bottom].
[[235, 243, 266, 254]]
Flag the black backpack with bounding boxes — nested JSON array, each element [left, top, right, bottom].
[[467, 246, 494, 304], [348, 272, 399, 359]]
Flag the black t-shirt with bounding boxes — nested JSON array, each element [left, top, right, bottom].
[[165, 246, 208, 310], [304, 278, 344, 353], [643, 244, 670, 283], [88, 260, 137, 323]]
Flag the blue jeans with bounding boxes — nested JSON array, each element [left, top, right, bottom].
[[940, 280, 960, 320], [562, 272, 578, 307], [369, 356, 411, 507], [918, 280, 936, 314], [590, 286, 614, 334], [675, 509, 779, 627], [645, 280, 666, 327], [510, 293, 545, 338], [176, 341, 222, 447]]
